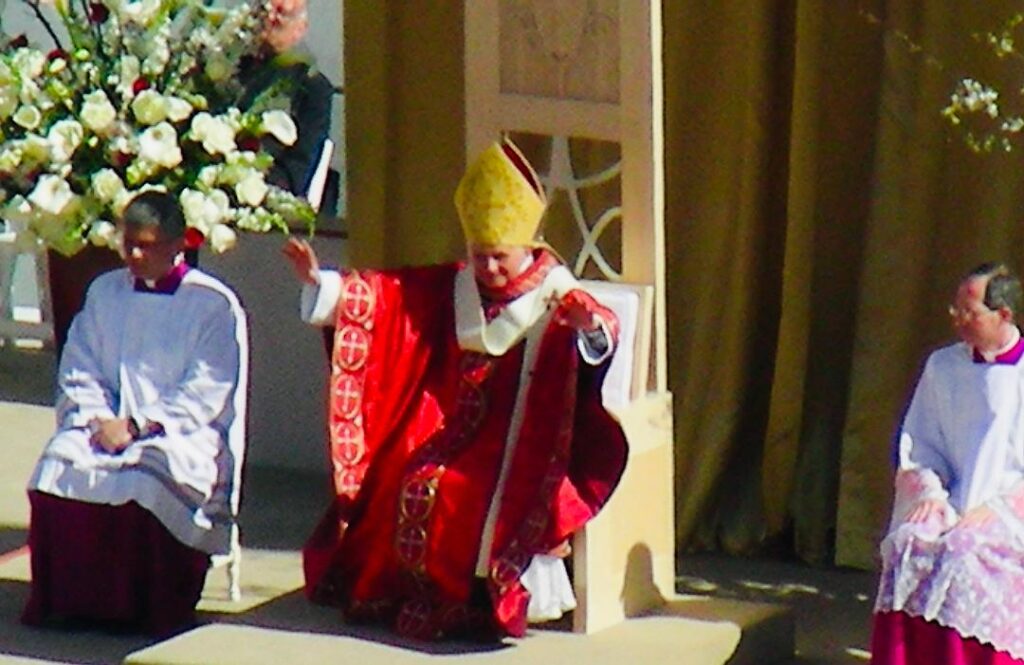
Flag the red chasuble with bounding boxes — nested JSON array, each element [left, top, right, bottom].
[[302, 255, 627, 639]]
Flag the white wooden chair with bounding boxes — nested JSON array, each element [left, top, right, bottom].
[[207, 137, 334, 604], [210, 524, 242, 601], [0, 227, 54, 349]]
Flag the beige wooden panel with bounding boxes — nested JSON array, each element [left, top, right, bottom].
[[498, 0, 620, 103], [574, 393, 675, 633], [465, 0, 671, 634]]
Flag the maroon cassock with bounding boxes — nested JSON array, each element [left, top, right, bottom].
[[302, 251, 627, 639], [22, 493, 209, 636]]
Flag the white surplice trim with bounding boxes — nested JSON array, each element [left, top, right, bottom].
[[300, 269, 343, 326], [454, 263, 579, 356], [522, 554, 577, 622], [474, 307, 552, 577], [578, 315, 614, 366]]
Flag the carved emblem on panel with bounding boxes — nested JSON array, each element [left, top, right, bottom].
[[499, 0, 619, 103], [511, 133, 622, 281]]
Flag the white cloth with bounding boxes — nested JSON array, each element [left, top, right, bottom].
[[875, 341, 1024, 658], [28, 268, 248, 555], [521, 555, 577, 622]]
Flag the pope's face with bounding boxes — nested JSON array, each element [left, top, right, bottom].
[[470, 244, 531, 290], [120, 223, 184, 282], [950, 276, 1008, 350]]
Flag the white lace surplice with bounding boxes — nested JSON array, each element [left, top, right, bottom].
[[875, 342, 1024, 658]]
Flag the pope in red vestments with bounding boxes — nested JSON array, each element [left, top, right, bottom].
[[283, 139, 627, 640]]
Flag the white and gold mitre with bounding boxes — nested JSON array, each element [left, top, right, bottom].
[[455, 139, 547, 247]]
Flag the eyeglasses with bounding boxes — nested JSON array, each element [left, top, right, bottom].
[[947, 304, 994, 322]]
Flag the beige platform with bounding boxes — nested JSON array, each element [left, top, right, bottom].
[[0, 390, 794, 665]]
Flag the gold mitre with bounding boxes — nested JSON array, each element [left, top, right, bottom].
[[455, 139, 547, 247]]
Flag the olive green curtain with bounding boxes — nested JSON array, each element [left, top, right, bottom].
[[664, 0, 1024, 568]]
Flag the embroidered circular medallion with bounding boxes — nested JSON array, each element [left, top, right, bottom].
[[334, 467, 364, 496], [332, 374, 362, 420], [335, 324, 371, 372], [490, 553, 528, 589], [399, 476, 438, 521], [396, 598, 434, 638], [455, 384, 487, 429], [395, 523, 429, 567], [332, 421, 365, 466], [341, 274, 376, 325]]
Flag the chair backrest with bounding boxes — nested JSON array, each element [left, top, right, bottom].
[[306, 138, 335, 213], [0, 230, 54, 348], [579, 280, 652, 409]]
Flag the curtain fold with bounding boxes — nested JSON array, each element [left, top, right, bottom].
[[665, 0, 1024, 568]]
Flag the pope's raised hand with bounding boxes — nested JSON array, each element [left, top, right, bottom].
[[554, 289, 599, 331], [282, 237, 321, 286]]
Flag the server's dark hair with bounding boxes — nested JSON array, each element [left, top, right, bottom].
[[120, 191, 186, 240]]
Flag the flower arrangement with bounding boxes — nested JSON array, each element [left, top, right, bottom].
[[0, 0, 316, 256], [941, 14, 1024, 153]]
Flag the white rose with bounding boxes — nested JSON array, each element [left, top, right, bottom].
[[197, 165, 220, 188], [138, 122, 182, 168], [142, 39, 170, 76], [204, 54, 232, 83], [190, 112, 236, 156], [0, 85, 18, 119], [21, 134, 51, 164], [28, 174, 77, 216], [131, 89, 167, 125], [179, 189, 206, 230], [260, 110, 298, 146], [91, 168, 125, 203], [207, 188, 232, 220], [109, 134, 134, 158], [80, 90, 117, 133], [224, 107, 243, 131], [87, 220, 117, 247], [137, 182, 167, 194], [165, 96, 193, 123], [234, 171, 268, 207], [0, 145, 23, 171], [12, 49, 45, 79], [3, 195, 34, 225], [120, 0, 161, 25], [209, 223, 237, 254], [12, 104, 41, 130], [112, 189, 135, 217], [47, 119, 85, 163], [180, 188, 230, 232], [118, 55, 141, 97]]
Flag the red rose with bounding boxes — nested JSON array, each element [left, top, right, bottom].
[[132, 78, 150, 95], [237, 135, 261, 152], [184, 227, 205, 250], [89, 3, 110, 23]]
